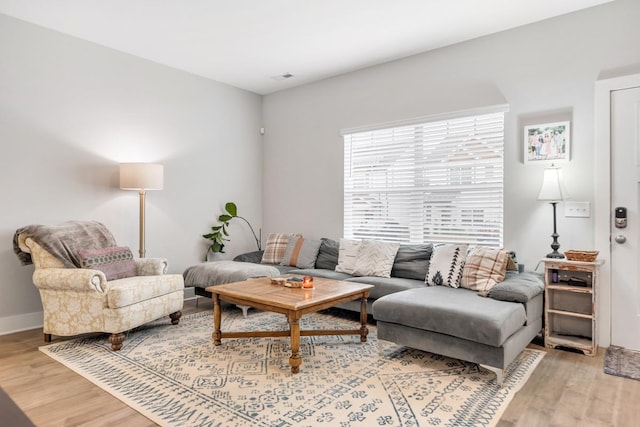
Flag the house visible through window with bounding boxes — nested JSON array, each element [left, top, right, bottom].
[[342, 108, 506, 247]]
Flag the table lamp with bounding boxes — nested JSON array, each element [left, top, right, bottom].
[[537, 164, 568, 259]]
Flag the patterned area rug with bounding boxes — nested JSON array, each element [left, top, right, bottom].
[[40, 310, 544, 427], [604, 345, 640, 381]]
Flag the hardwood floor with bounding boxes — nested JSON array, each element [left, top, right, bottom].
[[1, 298, 639, 426]]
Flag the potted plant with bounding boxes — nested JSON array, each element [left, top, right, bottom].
[[202, 202, 261, 259]]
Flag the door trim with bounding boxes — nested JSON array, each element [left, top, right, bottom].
[[595, 72, 640, 347]]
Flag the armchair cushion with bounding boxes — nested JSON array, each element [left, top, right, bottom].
[[135, 258, 169, 276], [106, 274, 184, 308], [78, 246, 137, 280]]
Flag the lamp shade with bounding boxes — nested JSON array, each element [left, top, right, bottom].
[[119, 163, 164, 190], [537, 165, 568, 201]]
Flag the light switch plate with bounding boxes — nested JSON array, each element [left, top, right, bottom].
[[565, 201, 590, 218]]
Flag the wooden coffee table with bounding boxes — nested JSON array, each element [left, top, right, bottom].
[[206, 276, 373, 373]]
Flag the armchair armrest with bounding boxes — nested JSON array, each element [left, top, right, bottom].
[[135, 258, 168, 276], [32, 268, 107, 293]]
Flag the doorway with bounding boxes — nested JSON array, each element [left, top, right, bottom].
[[610, 86, 640, 350], [595, 72, 640, 348]]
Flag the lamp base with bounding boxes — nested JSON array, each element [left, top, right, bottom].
[[546, 251, 565, 259], [546, 202, 564, 259]]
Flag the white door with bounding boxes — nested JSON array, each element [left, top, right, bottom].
[[611, 86, 640, 350]]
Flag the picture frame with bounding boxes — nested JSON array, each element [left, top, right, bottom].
[[524, 121, 570, 164]]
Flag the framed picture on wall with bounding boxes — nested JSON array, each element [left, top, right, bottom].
[[524, 121, 570, 163]]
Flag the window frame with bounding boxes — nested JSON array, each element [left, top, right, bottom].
[[341, 104, 508, 247]]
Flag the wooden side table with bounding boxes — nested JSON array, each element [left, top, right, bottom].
[[542, 258, 603, 356]]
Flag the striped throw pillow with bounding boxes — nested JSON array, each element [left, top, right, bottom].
[[261, 233, 299, 264]]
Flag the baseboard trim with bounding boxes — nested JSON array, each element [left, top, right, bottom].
[[0, 311, 43, 336]]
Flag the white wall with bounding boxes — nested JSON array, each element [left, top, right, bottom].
[[262, 0, 640, 274], [0, 14, 264, 333]]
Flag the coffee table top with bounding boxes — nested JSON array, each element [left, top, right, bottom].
[[206, 276, 373, 312]]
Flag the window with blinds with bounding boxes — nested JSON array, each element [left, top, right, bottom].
[[343, 111, 505, 247]]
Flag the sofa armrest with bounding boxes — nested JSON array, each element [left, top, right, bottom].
[[233, 250, 264, 264], [33, 268, 107, 293], [134, 258, 168, 276], [487, 271, 544, 303]]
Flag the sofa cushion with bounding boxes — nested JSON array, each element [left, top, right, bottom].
[[315, 238, 340, 270], [233, 250, 264, 264], [78, 246, 137, 281], [372, 287, 527, 347], [461, 246, 509, 292], [346, 276, 427, 300], [352, 240, 400, 278], [289, 268, 353, 281], [280, 237, 322, 269], [335, 238, 361, 274], [425, 243, 468, 288], [391, 243, 433, 280], [261, 233, 298, 264], [107, 274, 184, 309], [488, 271, 544, 303]]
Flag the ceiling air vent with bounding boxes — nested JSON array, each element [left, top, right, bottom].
[[271, 73, 294, 81]]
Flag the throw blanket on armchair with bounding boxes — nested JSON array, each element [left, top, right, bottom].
[[13, 220, 117, 268]]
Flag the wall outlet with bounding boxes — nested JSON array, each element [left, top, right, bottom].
[[565, 201, 590, 218]]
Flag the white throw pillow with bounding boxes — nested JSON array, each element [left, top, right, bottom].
[[335, 238, 361, 274], [351, 240, 400, 278], [425, 243, 469, 288]]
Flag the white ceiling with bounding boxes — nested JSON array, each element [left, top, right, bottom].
[[0, 0, 613, 95]]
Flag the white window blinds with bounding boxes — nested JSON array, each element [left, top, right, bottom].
[[343, 111, 505, 247]]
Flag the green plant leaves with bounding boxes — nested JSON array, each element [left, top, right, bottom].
[[203, 201, 261, 258], [225, 202, 238, 217]]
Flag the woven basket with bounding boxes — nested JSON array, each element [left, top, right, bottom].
[[564, 250, 599, 262]]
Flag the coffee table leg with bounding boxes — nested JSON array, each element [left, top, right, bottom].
[[288, 313, 302, 374], [360, 294, 369, 343], [212, 293, 222, 345]]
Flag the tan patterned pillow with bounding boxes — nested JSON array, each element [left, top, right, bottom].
[[261, 233, 299, 264], [461, 246, 509, 292]]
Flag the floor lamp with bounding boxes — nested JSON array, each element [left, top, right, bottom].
[[537, 164, 568, 259], [120, 163, 164, 258]]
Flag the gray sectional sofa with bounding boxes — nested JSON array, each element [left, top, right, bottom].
[[186, 237, 544, 384]]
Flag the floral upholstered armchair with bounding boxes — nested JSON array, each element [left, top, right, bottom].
[[14, 221, 184, 350]]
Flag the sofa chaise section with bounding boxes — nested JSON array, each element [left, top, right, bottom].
[[372, 272, 544, 384]]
